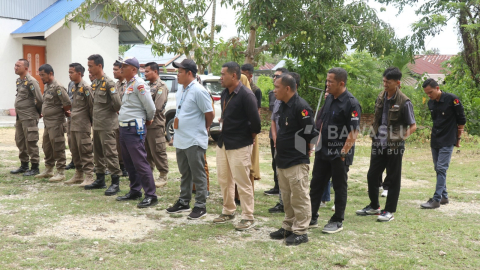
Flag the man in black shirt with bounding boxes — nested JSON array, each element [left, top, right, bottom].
[[266, 67, 289, 197], [310, 68, 361, 234], [420, 78, 466, 209], [269, 74, 318, 245], [214, 62, 261, 231]]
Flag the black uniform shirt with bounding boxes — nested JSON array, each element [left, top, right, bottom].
[[428, 92, 466, 148], [218, 82, 261, 150], [319, 90, 361, 165], [276, 94, 318, 169]]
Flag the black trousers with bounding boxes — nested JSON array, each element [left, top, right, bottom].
[[310, 152, 349, 222], [367, 145, 404, 213], [270, 139, 279, 190]]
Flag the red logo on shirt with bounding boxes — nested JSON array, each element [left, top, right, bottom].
[[453, 99, 460, 105], [351, 111, 358, 117], [301, 110, 308, 117]]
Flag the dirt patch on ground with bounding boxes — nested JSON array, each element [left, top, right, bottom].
[[35, 213, 160, 241], [401, 178, 430, 189], [407, 200, 480, 216]]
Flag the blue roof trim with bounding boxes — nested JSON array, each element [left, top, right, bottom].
[[12, 0, 85, 34]]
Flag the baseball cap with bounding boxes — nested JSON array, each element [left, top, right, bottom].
[[121, 57, 140, 69], [172, 59, 198, 74]]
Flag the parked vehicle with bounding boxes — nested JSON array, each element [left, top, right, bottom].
[[160, 73, 222, 142]]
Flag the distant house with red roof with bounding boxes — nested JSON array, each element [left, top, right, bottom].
[[408, 55, 455, 82]]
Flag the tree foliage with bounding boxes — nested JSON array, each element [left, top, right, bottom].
[[376, 0, 480, 86], [226, 0, 413, 66], [70, 0, 221, 73]]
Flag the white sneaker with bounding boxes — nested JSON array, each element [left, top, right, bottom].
[[377, 210, 394, 222], [319, 202, 326, 208], [331, 205, 335, 211], [381, 190, 388, 197]]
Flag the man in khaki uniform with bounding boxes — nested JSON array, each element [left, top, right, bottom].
[[35, 64, 71, 182], [85, 54, 122, 196], [113, 61, 128, 177], [65, 81, 76, 171], [11, 59, 43, 176], [63, 63, 95, 186], [144, 62, 169, 188]]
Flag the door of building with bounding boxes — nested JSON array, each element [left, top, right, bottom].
[[23, 45, 46, 93]]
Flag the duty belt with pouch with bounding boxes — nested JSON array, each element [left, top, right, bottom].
[[119, 119, 146, 140]]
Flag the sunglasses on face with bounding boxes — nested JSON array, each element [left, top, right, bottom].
[[272, 74, 280, 79]]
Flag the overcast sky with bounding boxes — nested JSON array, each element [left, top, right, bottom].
[[206, 1, 461, 55]]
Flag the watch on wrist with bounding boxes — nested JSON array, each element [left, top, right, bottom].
[[340, 152, 347, 159]]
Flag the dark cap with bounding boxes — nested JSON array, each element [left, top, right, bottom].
[[121, 57, 140, 69], [172, 59, 197, 74]]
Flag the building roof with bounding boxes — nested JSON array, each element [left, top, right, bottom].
[[408, 55, 455, 75], [11, 0, 85, 37], [124, 44, 183, 65], [11, 0, 147, 44], [258, 63, 276, 70]]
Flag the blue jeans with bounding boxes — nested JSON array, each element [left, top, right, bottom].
[[431, 145, 454, 202]]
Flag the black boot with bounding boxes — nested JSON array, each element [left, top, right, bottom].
[[10, 162, 29, 174], [105, 175, 120, 196], [65, 160, 75, 170], [120, 164, 128, 177], [84, 173, 107, 190], [23, 163, 40, 176]]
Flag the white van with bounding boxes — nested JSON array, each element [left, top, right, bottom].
[[161, 73, 222, 142]]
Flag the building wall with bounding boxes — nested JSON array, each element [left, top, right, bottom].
[[0, 18, 24, 112], [46, 24, 72, 88], [70, 22, 119, 83]]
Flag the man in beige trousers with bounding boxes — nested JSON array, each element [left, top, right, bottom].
[[213, 62, 261, 231]]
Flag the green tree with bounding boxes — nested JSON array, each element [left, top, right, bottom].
[[226, 0, 411, 66], [70, 0, 222, 74], [376, 0, 480, 86]]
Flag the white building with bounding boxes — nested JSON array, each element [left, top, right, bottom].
[[0, 0, 146, 113]]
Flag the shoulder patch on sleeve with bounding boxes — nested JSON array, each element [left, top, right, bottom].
[[301, 109, 309, 117], [453, 98, 460, 106], [57, 89, 62, 96], [137, 84, 146, 95], [30, 85, 35, 91], [110, 87, 116, 93]]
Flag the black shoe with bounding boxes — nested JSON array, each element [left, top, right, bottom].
[[188, 207, 207, 220], [105, 175, 120, 196], [440, 197, 449, 205], [23, 163, 39, 176], [120, 164, 128, 177], [65, 161, 75, 170], [309, 219, 318, 229], [270, 228, 293, 240], [235, 199, 241, 206], [10, 162, 29, 174], [268, 203, 284, 213], [116, 191, 142, 201], [264, 188, 280, 196], [137, 197, 158, 208], [84, 173, 106, 190], [166, 200, 190, 213], [285, 233, 309, 246]]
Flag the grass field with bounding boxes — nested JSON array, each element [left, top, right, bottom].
[[0, 127, 479, 269]]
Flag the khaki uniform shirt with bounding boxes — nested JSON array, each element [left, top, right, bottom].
[[92, 75, 122, 130], [15, 74, 43, 121], [42, 79, 71, 128], [70, 79, 94, 132], [148, 77, 169, 129], [115, 79, 127, 99]]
